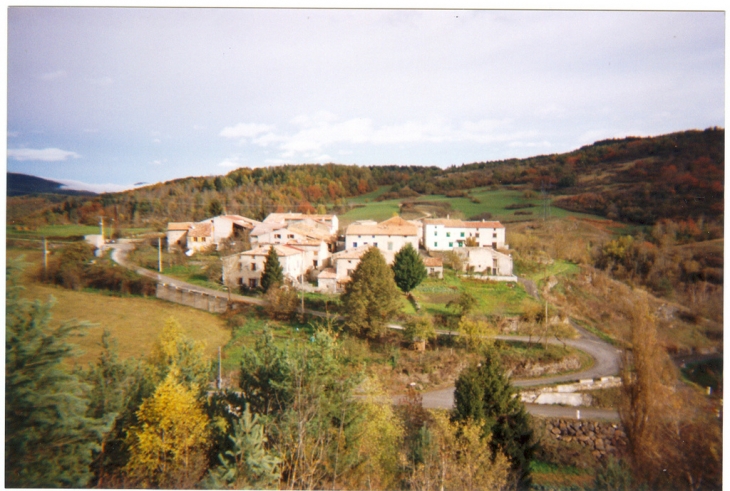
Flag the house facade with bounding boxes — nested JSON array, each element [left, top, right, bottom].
[[316, 245, 370, 292], [222, 244, 307, 289], [453, 246, 514, 276], [344, 216, 419, 264], [422, 218, 507, 252], [167, 215, 260, 252], [264, 213, 339, 235]]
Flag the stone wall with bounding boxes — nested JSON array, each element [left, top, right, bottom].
[[543, 418, 628, 459], [156, 283, 229, 314], [521, 376, 622, 406]]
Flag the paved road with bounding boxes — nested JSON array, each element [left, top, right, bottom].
[[110, 240, 622, 420]]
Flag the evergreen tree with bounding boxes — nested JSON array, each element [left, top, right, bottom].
[[5, 261, 106, 487], [391, 243, 427, 292], [261, 246, 284, 292], [340, 247, 402, 338], [453, 352, 535, 489]]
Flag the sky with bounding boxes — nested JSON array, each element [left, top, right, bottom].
[[6, 7, 725, 193]]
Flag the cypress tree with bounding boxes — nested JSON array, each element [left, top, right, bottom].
[[261, 246, 284, 292], [453, 351, 535, 489], [5, 261, 107, 487], [340, 247, 402, 338], [391, 243, 428, 293]]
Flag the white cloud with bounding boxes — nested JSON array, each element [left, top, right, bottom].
[[54, 178, 133, 193], [8, 147, 81, 162], [219, 123, 275, 141], [39, 70, 67, 81], [218, 154, 246, 168]]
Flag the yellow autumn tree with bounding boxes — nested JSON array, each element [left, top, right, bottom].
[[125, 367, 211, 488], [348, 378, 405, 490], [410, 411, 511, 491], [147, 318, 211, 393]]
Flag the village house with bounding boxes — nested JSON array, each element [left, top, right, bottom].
[[166, 214, 260, 252], [264, 212, 339, 235], [453, 246, 514, 277], [251, 217, 336, 252], [344, 216, 419, 264], [316, 245, 371, 292], [222, 244, 307, 289], [423, 256, 444, 279], [422, 218, 507, 252]]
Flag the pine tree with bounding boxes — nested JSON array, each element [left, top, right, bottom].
[[453, 352, 535, 489], [5, 261, 106, 487], [340, 247, 402, 338], [261, 246, 284, 292], [391, 243, 427, 293]]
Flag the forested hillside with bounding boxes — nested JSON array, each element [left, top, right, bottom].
[[8, 128, 723, 230]]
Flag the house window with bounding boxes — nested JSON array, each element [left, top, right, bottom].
[[446, 232, 451, 237], [249, 278, 258, 288], [275, 234, 282, 239], [251, 263, 257, 271], [353, 242, 358, 247], [460, 232, 465, 237], [434, 242, 438, 248], [492, 242, 497, 248], [313, 260, 318, 268], [493, 233, 498, 238], [449, 242, 453, 247], [288, 234, 294, 239]]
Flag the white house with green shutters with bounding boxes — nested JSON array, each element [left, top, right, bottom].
[[422, 218, 507, 252]]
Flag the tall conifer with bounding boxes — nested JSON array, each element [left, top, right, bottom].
[[391, 243, 427, 293], [261, 246, 284, 292]]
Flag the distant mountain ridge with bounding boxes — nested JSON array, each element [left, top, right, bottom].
[[7, 172, 97, 197]]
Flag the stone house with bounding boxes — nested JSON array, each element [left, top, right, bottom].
[[423, 256, 444, 279], [222, 244, 307, 289], [317, 245, 370, 292], [166, 222, 194, 251], [453, 246, 514, 276], [264, 212, 339, 235], [422, 218, 507, 252], [166, 215, 260, 252], [187, 222, 215, 253], [344, 216, 419, 264], [251, 218, 336, 252]]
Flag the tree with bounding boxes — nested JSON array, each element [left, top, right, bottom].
[[453, 353, 535, 489], [203, 404, 281, 489], [261, 246, 284, 292], [458, 317, 494, 351], [5, 261, 106, 487], [239, 328, 292, 416], [264, 284, 299, 321], [125, 368, 212, 488], [392, 243, 427, 292], [340, 247, 402, 338], [208, 199, 224, 217], [404, 314, 437, 346]]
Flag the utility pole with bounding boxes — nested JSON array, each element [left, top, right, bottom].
[[43, 237, 48, 278], [158, 236, 162, 273], [218, 346, 222, 390], [99, 217, 104, 241]]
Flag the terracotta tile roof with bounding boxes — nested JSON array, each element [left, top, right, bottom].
[[463, 221, 504, 229], [317, 268, 337, 279], [167, 222, 193, 231], [331, 245, 371, 261], [264, 213, 336, 224], [251, 222, 286, 237], [346, 216, 417, 237], [188, 223, 212, 237], [241, 244, 304, 257], [422, 218, 466, 227], [287, 219, 333, 241], [423, 257, 443, 267]]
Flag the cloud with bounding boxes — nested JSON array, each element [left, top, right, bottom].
[[152, 138, 161, 143], [8, 147, 81, 162], [226, 113, 539, 161], [218, 154, 245, 168], [219, 123, 275, 141], [151, 159, 167, 165], [54, 178, 133, 194], [39, 70, 67, 80]]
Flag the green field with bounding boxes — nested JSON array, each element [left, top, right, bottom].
[[341, 187, 607, 226], [409, 270, 538, 318], [7, 224, 152, 239]]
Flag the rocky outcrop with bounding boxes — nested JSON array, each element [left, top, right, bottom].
[[543, 418, 628, 459]]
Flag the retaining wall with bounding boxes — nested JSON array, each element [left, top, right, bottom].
[[542, 418, 628, 459], [156, 283, 229, 314]]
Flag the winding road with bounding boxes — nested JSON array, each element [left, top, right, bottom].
[[109, 239, 622, 420]]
